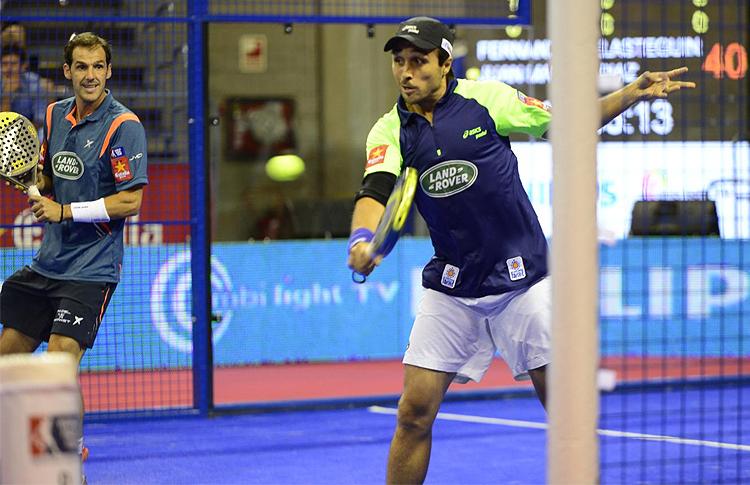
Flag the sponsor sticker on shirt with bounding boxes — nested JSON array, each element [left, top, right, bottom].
[[419, 160, 478, 198], [441, 264, 459, 288], [517, 91, 550, 112], [110, 146, 133, 183], [366, 144, 388, 169], [506, 256, 527, 281], [51, 151, 85, 180]]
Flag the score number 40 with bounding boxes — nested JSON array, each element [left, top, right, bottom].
[[702, 42, 747, 80]]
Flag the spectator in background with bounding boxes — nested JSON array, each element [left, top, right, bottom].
[[1, 22, 26, 48], [1, 43, 54, 131]]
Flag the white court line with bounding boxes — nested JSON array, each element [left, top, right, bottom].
[[367, 405, 750, 452]]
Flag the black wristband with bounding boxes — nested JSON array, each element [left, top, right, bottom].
[[59, 203, 64, 223]]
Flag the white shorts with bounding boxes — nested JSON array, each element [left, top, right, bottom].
[[403, 277, 551, 383]]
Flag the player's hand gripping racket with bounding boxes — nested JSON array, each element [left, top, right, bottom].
[[0, 112, 41, 197], [352, 167, 418, 283]]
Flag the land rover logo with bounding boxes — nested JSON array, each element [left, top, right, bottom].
[[52, 152, 84, 180], [419, 160, 478, 198]]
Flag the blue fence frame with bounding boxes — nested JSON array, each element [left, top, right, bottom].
[[1, 0, 531, 418]]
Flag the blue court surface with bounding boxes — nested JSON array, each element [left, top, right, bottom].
[[83, 386, 749, 484]]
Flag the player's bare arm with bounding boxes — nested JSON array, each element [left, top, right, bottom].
[[29, 186, 143, 223], [599, 66, 696, 127], [99, 186, 144, 219], [348, 196, 385, 275]]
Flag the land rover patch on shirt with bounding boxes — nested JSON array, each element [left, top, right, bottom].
[[419, 160, 478, 197], [363, 78, 550, 297], [51, 152, 85, 179]]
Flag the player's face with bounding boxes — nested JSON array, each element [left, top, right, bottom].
[[392, 46, 450, 108], [1, 54, 23, 91], [64, 46, 111, 107]]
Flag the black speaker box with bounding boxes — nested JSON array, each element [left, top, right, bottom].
[[629, 200, 720, 236]]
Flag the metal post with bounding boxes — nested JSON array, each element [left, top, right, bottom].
[[188, 0, 213, 416]]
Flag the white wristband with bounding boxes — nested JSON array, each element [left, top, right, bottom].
[[70, 198, 110, 223]]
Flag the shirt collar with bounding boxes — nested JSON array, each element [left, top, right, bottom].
[[68, 90, 112, 124]]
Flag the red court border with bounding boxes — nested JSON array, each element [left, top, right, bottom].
[[80, 356, 749, 413]]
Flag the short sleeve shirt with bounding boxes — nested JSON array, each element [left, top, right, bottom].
[[363, 79, 551, 297], [32, 93, 148, 283]]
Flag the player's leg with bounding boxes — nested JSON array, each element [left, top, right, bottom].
[[0, 267, 52, 354], [528, 365, 547, 408], [47, 281, 115, 473], [387, 364, 454, 485], [47, 333, 88, 459], [47, 333, 85, 360], [391, 288, 496, 484], [47, 280, 116, 357], [47, 282, 116, 394], [0, 326, 41, 354]]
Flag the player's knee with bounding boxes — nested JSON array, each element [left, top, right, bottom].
[[47, 334, 84, 361], [0, 327, 39, 354], [396, 396, 438, 435]]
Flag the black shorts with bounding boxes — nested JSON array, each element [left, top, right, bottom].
[[0, 266, 116, 349]]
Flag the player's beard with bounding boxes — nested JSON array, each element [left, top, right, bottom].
[[401, 79, 444, 109]]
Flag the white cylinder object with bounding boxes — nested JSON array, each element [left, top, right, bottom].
[[0, 353, 82, 484], [547, 0, 601, 482]]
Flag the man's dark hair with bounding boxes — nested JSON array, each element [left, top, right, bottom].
[[64, 32, 111, 66], [1, 43, 27, 64], [437, 49, 450, 66]]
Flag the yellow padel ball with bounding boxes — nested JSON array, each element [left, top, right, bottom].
[[465, 66, 481, 80], [265, 154, 305, 182]]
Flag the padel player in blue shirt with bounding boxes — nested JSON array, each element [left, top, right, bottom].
[[0, 32, 147, 475], [346, 17, 695, 484]]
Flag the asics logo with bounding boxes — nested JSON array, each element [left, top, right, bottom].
[[462, 126, 487, 140]]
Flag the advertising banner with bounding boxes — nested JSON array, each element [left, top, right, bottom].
[[3, 238, 747, 370]]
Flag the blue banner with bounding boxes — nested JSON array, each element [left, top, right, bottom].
[[1, 238, 748, 371]]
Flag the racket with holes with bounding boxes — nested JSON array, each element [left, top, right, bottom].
[[0, 112, 41, 197], [352, 166, 418, 283]]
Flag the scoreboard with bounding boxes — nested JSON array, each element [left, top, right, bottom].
[[462, 0, 748, 142]]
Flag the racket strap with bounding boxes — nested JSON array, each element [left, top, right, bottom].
[[347, 227, 373, 254]]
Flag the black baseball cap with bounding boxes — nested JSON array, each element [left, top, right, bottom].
[[383, 17, 454, 57]]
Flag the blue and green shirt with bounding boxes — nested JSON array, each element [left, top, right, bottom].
[[32, 92, 148, 283], [364, 78, 551, 297]]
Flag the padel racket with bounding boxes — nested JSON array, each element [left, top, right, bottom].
[[353, 166, 418, 283], [0, 112, 41, 197]]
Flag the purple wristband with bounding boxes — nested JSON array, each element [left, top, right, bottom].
[[348, 227, 374, 254]]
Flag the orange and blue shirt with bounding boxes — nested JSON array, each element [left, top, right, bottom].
[[32, 92, 148, 283], [363, 78, 551, 297]]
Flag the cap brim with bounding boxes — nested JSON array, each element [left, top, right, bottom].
[[383, 34, 436, 52]]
